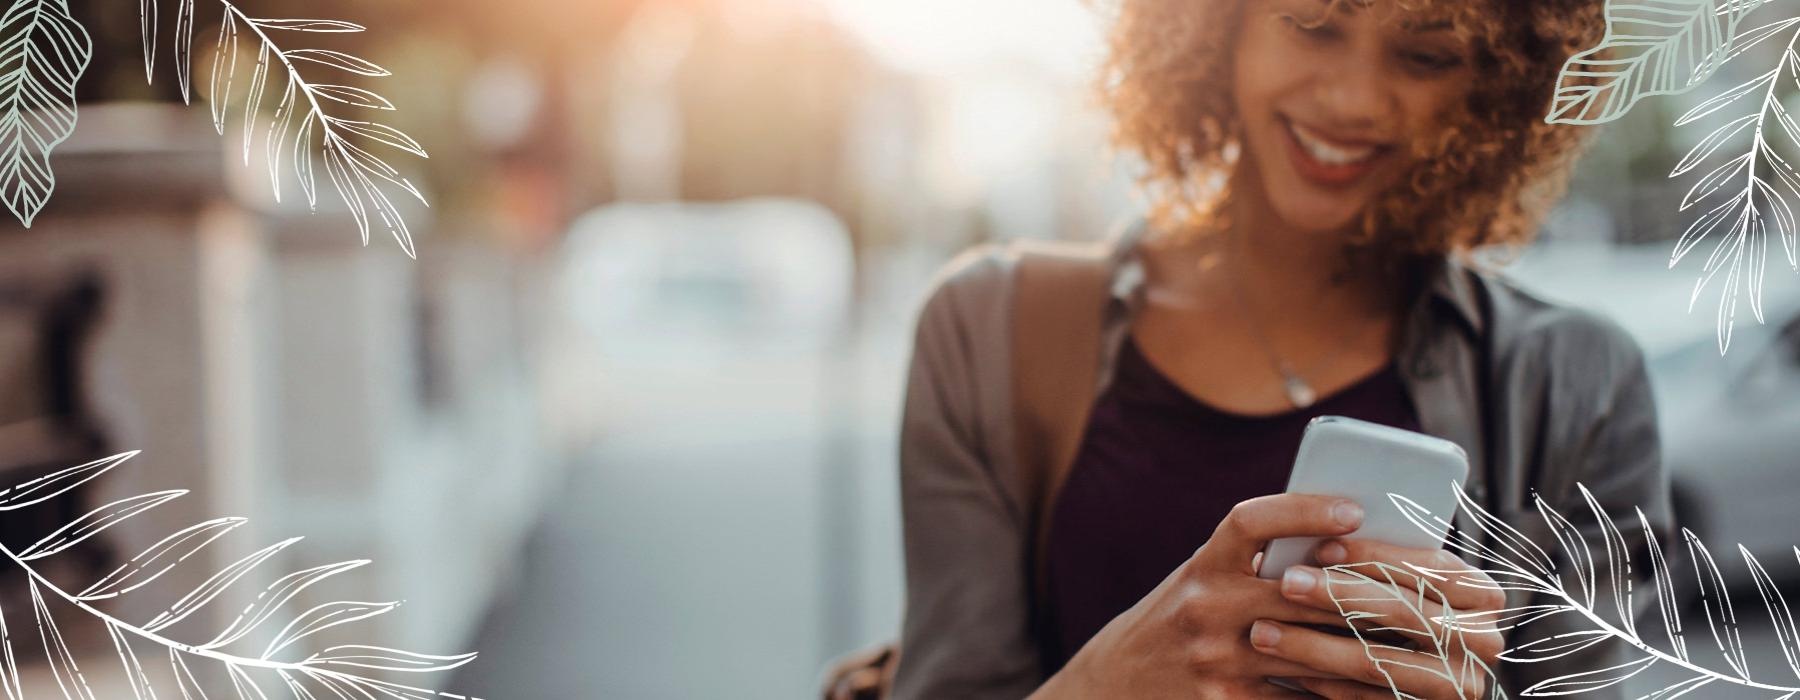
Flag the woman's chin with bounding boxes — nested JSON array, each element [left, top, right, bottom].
[[1273, 207, 1364, 238]]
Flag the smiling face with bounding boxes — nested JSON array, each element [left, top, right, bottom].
[[1232, 0, 1475, 236]]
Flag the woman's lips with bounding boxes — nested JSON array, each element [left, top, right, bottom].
[[1281, 117, 1388, 189]]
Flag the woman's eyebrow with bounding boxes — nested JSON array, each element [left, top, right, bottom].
[[1400, 19, 1454, 33]]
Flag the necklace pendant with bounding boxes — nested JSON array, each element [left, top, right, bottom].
[[1283, 375, 1317, 409]]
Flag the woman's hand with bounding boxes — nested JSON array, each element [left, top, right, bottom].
[[1249, 539, 1507, 700], [1032, 493, 1372, 699]]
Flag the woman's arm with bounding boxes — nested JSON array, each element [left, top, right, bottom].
[[891, 248, 1044, 700]]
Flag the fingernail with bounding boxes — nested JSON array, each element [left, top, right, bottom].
[[1251, 619, 1281, 647], [1333, 501, 1364, 528], [1317, 540, 1348, 564], [1282, 567, 1315, 594]]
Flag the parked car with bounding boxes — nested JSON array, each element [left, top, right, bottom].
[[1650, 300, 1800, 572]]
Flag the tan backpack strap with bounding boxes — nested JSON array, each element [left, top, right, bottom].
[[1009, 239, 1115, 625]]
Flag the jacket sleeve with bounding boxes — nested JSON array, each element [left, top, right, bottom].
[[890, 247, 1045, 700], [1497, 320, 1675, 698]]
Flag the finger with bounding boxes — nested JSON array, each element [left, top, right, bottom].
[[1195, 494, 1365, 573], [1316, 539, 1508, 613], [1252, 676, 1335, 699], [1295, 676, 1404, 700], [1241, 677, 1323, 698], [1278, 565, 1450, 647], [1250, 620, 1474, 699], [1268, 570, 1507, 671], [1235, 576, 1377, 630]]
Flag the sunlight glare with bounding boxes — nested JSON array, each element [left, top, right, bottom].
[[817, 0, 1102, 77]]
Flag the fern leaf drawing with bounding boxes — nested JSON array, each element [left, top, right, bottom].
[[1547, 0, 1765, 125], [142, 0, 428, 258], [1547, 0, 1800, 353], [0, 0, 89, 228], [1327, 481, 1800, 698], [1661, 15, 1800, 354], [0, 450, 481, 699], [1322, 562, 1510, 699]]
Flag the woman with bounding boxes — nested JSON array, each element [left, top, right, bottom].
[[893, 0, 1671, 698]]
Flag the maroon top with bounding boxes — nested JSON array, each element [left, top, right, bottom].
[[1042, 334, 1420, 670]]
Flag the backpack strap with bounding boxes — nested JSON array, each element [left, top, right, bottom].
[[1009, 238, 1115, 633]]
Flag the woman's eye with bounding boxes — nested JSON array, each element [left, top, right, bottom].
[[1401, 50, 1464, 73], [1279, 14, 1340, 41]]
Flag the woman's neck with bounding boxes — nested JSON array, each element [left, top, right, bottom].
[[1224, 180, 1393, 319], [1147, 181, 1403, 325]]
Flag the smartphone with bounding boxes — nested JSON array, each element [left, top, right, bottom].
[[1256, 416, 1468, 695], [1255, 415, 1469, 578]]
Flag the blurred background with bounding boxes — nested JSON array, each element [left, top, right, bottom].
[[0, 0, 1795, 697]]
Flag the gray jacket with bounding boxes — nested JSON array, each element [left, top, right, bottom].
[[894, 222, 1672, 699]]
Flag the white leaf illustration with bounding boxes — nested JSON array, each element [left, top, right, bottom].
[[138, 0, 153, 81], [1520, 656, 1657, 696], [0, 451, 133, 511], [105, 621, 156, 700], [1599, 1, 1800, 353], [282, 49, 387, 76], [17, 489, 184, 560], [1329, 481, 1800, 698], [1323, 562, 1508, 699], [1685, 528, 1750, 678], [0, 0, 92, 228], [1500, 630, 1613, 663], [75, 517, 247, 601], [0, 452, 481, 699], [309, 85, 393, 111], [1547, 0, 1763, 125], [1638, 507, 1690, 662], [1455, 604, 1578, 632], [141, 536, 301, 633], [146, 2, 428, 257], [31, 579, 93, 700], [0, 588, 21, 700], [1671, 112, 1759, 176], [262, 601, 397, 659], [173, 0, 193, 103], [300, 645, 476, 674], [224, 665, 263, 699], [201, 559, 369, 649], [167, 648, 204, 700], [247, 18, 363, 33], [1741, 544, 1800, 679], [208, 10, 236, 135]]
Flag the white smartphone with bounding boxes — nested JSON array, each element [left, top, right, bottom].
[[1255, 415, 1468, 580]]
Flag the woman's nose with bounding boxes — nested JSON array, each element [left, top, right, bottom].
[[1313, 59, 1394, 128]]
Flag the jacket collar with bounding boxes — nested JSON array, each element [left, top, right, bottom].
[[1102, 218, 1485, 340]]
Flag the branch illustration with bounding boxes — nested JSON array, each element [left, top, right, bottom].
[[146, 0, 429, 258], [1664, 13, 1800, 354], [0, 450, 481, 699], [1327, 481, 1800, 698], [1549, 0, 1800, 354], [0, 0, 90, 228], [1547, 0, 1765, 125], [1323, 562, 1510, 699]]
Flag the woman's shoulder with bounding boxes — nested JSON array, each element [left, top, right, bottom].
[[907, 243, 1018, 353], [1466, 267, 1650, 388], [919, 243, 1016, 314]]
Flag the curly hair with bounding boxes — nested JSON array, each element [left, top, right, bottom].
[[1098, 0, 1607, 257]]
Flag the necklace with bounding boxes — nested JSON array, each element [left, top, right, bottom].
[[1220, 259, 1368, 409]]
